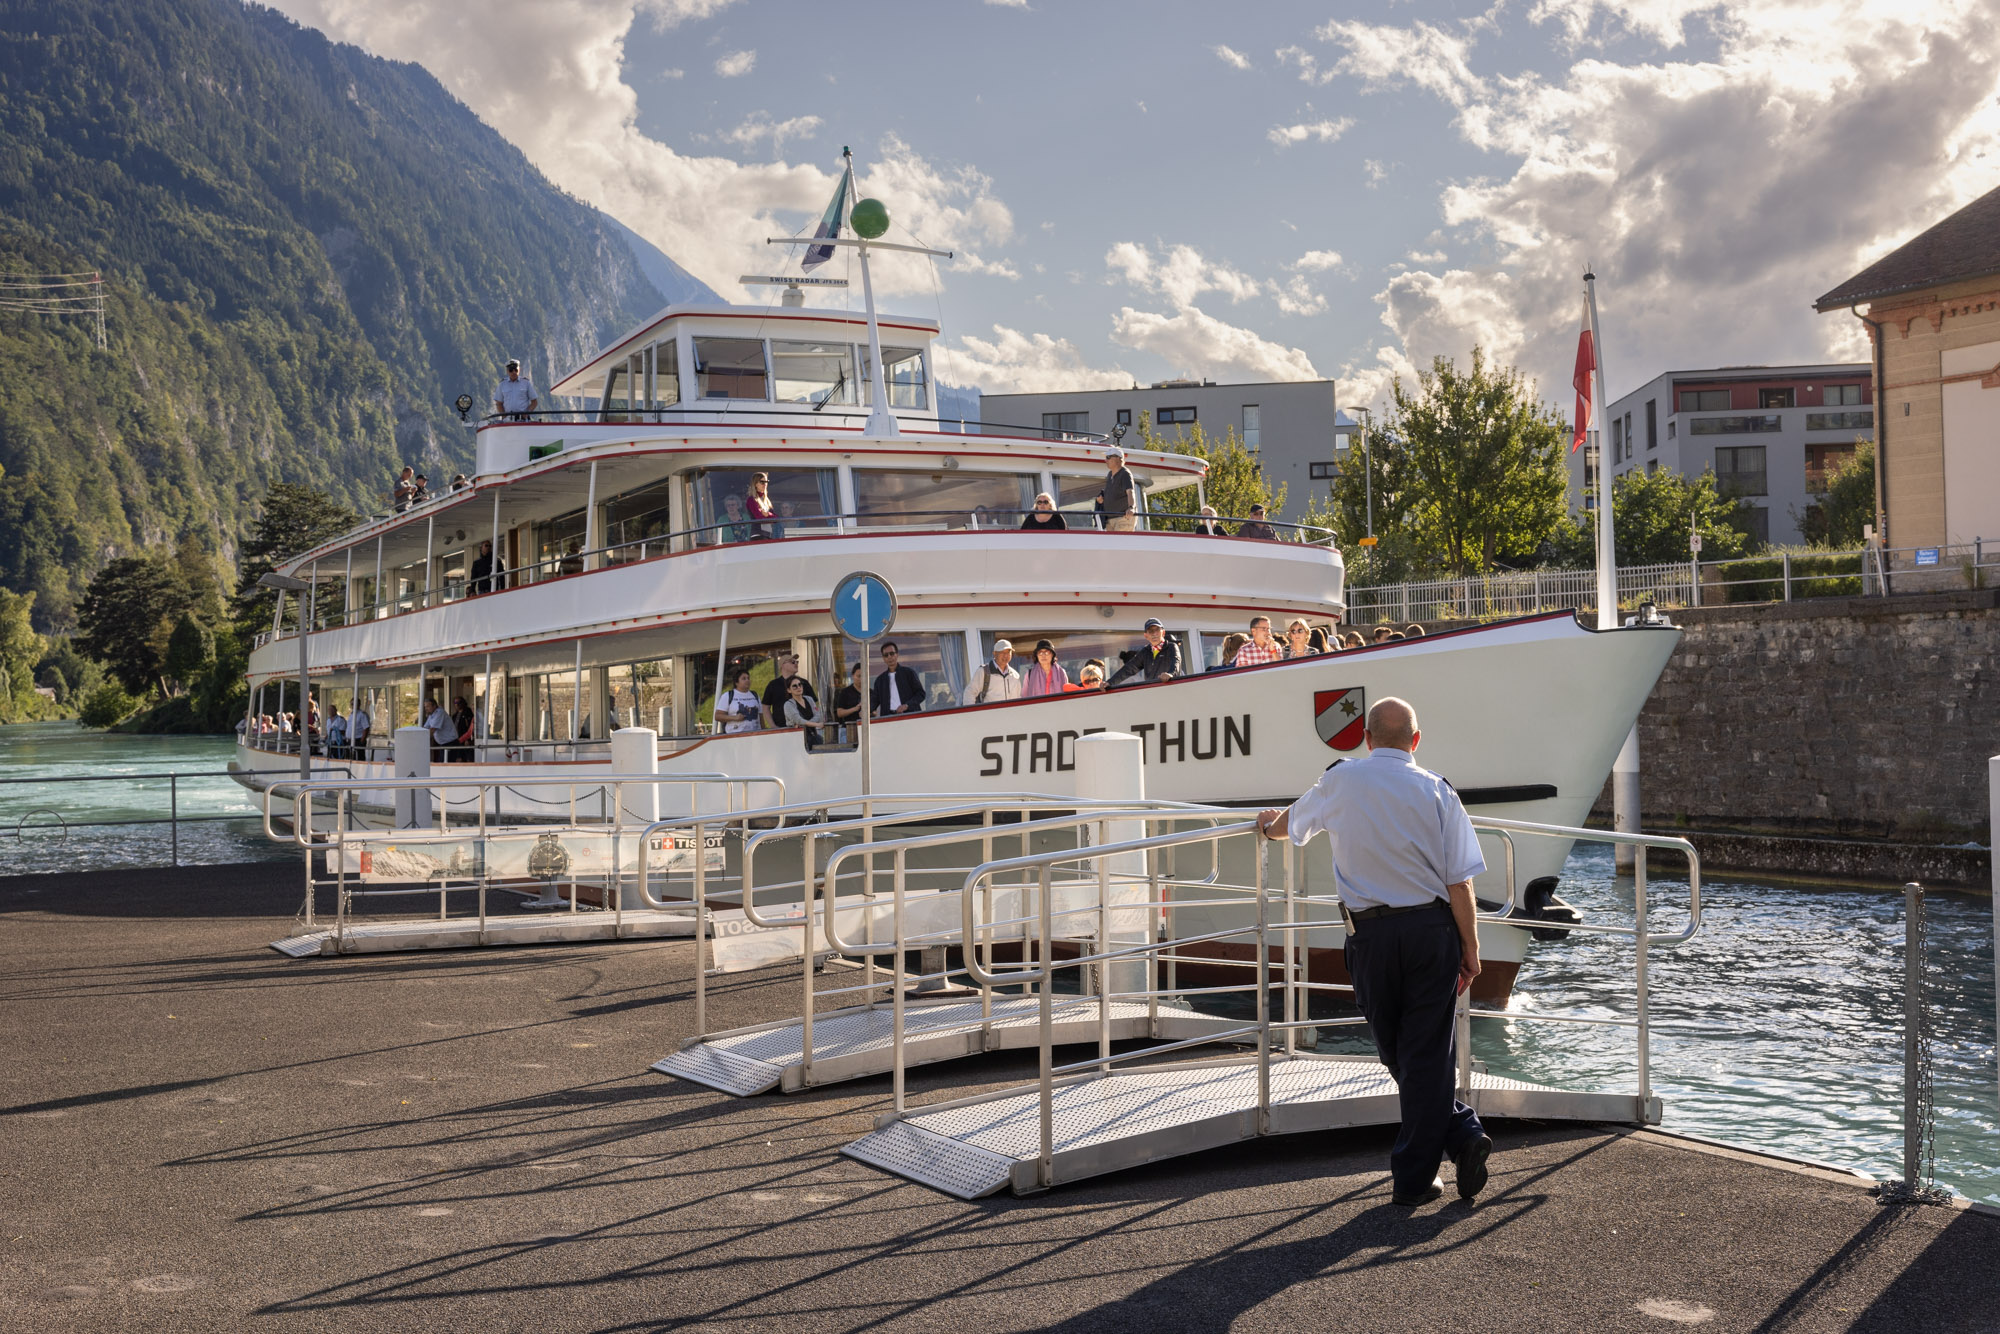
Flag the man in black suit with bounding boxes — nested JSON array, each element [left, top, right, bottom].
[[870, 642, 926, 715]]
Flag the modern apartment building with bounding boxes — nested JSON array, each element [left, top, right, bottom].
[[980, 379, 1345, 520], [1565, 363, 1874, 547]]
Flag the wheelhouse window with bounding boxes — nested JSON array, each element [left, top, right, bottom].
[[648, 338, 680, 408], [604, 477, 676, 562], [688, 467, 839, 545], [854, 470, 1035, 529], [772, 341, 857, 406], [861, 346, 928, 410], [694, 337, 769, 400]]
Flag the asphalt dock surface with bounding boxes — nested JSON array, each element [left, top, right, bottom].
[[2, 862, 1996, 1333]]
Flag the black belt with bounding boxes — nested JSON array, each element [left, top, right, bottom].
[[1346, 899, 1447, 924]]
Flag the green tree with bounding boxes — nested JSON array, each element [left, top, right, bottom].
[[234, 484, 359, 633], [75, 556, 193, 694], [1546, 466, 1753, 566], [0, 588, 45, 716], [162, 612, 215, 696], [77, 680, 141, 729], [34, 637, 104, 705], [1138, 416, 1287, 531], [1797, 441, 1875, 548], [1364, 350, 1570, 575]]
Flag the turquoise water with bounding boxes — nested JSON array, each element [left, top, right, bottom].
[[3, 722, 1995, 1202], [0, 722, 286, 874]]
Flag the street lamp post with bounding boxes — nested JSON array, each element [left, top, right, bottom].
[[258, 571, 313, 783]]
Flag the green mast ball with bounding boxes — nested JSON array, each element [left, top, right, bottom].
[[850, 197, 890, 240]]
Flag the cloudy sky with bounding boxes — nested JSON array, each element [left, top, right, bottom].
[[269, 0, 2000, 411]]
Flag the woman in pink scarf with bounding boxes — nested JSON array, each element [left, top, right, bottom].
[[1022, 639, 1069, 697]]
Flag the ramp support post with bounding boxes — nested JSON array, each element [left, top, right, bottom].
[[1075, 732, 1148, 1001], [1613, 724, 1640, 873], [393, 726, 431, 828]]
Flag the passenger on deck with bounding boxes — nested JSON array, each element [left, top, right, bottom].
[[833, 663, 866, 744], [424, 696, 454, 761], [871, 642, 925, 715], [1256, 697, 1493, 1207], [969, 640, 1022, 705], [1218, 632, 1248, 668], [393, 466, 417, 513], [412, 474, 432, 505], [1285, 619, 1319, 659], [782, 677, 826, 751], [1372, 626, 1395, 644], [1193, 505, 1223, 536], [1343, 631, 1365, 649], [325, 707, 347, 759], [1106, 618, 1180, 687], [1022, 640, 1067, 697], [1021, 493, 1068, 530], [1235, 505, 1278, 541], [1102, 449, 1138, 532], [1234, 616, 1283, 667], [717, 670, 762, 734], [1406, 624, 1426, 638], [470, 539, 507, 595], [349, 699, 371, 757], [1065, 659, 1107, 692], [449, 696, 475, 762], [760, 655, 815, 729], [719, 493, 754, 544], [745, 473, 776, 540], [450, 474, 470, 493], [494, 358, 539, 418], [1309, 625, 1331, 653]]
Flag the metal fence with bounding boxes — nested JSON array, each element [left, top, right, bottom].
[[1346, 537, 1998, 624]]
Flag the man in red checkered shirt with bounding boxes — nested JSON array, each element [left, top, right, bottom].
[[1234, 616, 1284, 666]]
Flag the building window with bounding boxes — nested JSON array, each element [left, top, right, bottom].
[[1714, 445, 1768, 496], [1645, 399, 1657, 450], [1689, 414, 1782, 435], [1805, 443, 1859, 495], [1826, 384, 1865, 405], [1042, 411, 1089, 435], [1156, 406, 1197, 425], [1805, 411, 1874, 431], [1309, 461, 1337, 480], [693, 337, 769, 400], [1737, 506, 1770, 547], [1759, 388, 1795, 409], [1668, 419, 1676, 440], [1241, 404, 1261, 451], [1646, 460, 1658, 475], [1678, 389, 1731, 412], [1116, 408, 1132, 427], [1623, 412, 1633, 461]]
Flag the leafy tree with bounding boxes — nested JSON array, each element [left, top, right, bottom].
[[77, 680, 141, 729], [0, 587, 44, 715], [162, 612, 215, 696], [1796, 441, 1875, 548], [75, 556, 193, 694], [1341, 350, 1570, 576], [234, 484, 359, 632], [1299, 421, 1434, 585], [35, 637, 101, 703], [1545, 466, 1752, 566], [1138, 415, 1286, 531]]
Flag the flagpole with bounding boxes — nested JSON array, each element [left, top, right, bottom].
[[1585, 268, 1617, 631]]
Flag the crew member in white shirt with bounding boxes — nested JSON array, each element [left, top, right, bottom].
[[424, 697, 456, 761], [494, 359, 538, 417], [1256, 696, 1494, 1208], [348, 700, 371, 759]]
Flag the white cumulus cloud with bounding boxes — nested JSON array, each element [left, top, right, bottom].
[[1106, 241, 1265, 307], [720, 113, 822, 154], [644, 0, 740, 27], [1112, 306, 1320, 382], [713, 49, 755, 77], [942, 325, 1130, 394], [1267, 116, 1355, 147], [1292, 249, 1343, 272], [1214, 44, 1252, 70]]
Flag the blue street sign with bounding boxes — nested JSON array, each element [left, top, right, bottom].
[[830, 570, 897, 642], [1915, 547, 1940, 567]]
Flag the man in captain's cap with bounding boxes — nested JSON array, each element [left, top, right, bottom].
[[494, 358, 539, 418]]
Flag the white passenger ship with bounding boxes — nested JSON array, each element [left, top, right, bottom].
[[236, 270, 1678, 1002]]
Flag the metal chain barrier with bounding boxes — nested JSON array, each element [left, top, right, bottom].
[[1878, 882, 1954, 1206]]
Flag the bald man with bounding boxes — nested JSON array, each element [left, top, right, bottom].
[[1257, 696, 1493, 1207]]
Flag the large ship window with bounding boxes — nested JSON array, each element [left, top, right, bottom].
[[649, 338, 680, 407], [853, 470, 1035, 528], [811, 632, 968, 714], [772, 341, 857, 406], [688, 639, 792, 732], [535, 508, 588, 579], [978, 630, 1162, 687], [608, 659, 674, 732], [688, 467, 839, 545], [861, 345, 928, 410], [694, 337, 769, 400], [604, 478, 676, 562]]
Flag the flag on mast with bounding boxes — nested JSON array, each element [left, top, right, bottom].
[[802, 149, 856, 272], [1571, 297, 1595, 453]]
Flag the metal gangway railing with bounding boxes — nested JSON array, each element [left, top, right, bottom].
[[789, 809, 1704, 1195], [259, 772, 783, 952]]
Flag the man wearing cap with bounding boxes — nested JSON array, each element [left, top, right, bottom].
[[1254, 696, 1494, 1208], [494, 359, 539, 418], [970, 639, 1023, 705], [1236, 504, 1278, 541], [1105, 617, 1181, 688], [1102, 449, 1138, 532]]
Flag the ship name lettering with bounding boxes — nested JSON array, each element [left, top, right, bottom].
[[978, 716, 1249, 776]]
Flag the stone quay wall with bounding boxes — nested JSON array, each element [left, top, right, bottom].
[[1583, 589, 1999, 852]]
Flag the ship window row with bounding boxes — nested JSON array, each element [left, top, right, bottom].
[[597, 336, 928, 412]]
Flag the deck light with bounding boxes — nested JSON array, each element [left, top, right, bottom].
[[454, 394, 474, 421]]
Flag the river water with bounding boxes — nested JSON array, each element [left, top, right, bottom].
[[2, 721, 1994, 1202]]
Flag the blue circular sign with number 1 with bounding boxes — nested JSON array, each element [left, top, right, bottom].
[[830, 570, 897, 642]]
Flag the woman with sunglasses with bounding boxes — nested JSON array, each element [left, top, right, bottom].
[[1020, 492, 1068, 530], [1284, 618, 1319, 658]]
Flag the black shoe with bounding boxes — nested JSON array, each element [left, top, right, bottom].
[[1454, 1134, 1493, 1200], [1391, 1178, 1443, 1207]]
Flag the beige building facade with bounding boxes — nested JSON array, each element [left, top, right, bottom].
[[1817, 185, 2000, 550]]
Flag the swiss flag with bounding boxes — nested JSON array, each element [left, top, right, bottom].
[[1572, 299, 1595, 453]]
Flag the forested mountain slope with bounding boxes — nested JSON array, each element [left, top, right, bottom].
[[0, 0, 715, 628]]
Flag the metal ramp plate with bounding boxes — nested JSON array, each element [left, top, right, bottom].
[[267, 907, 699, 957], [652, 1044, 785, 1097], [655, 995, 1237, 1097], [844, 1056, 1646, 1198]]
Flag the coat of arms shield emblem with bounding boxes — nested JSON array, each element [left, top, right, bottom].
[[1313, 687, 1366, 751]]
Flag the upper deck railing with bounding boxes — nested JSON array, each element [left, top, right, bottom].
[[472, 407, 1112, 446], [254, 507, 1341, 646]]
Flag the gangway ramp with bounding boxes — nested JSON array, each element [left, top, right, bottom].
[[655, 994, 1239, 1096], [843, 1054, 1644, 1199]]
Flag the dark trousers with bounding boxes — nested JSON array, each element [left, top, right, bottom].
[[1346, 900, 1484, 1194]]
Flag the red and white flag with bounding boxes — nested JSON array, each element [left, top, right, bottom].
[[1571, 298, 1595, 453]]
